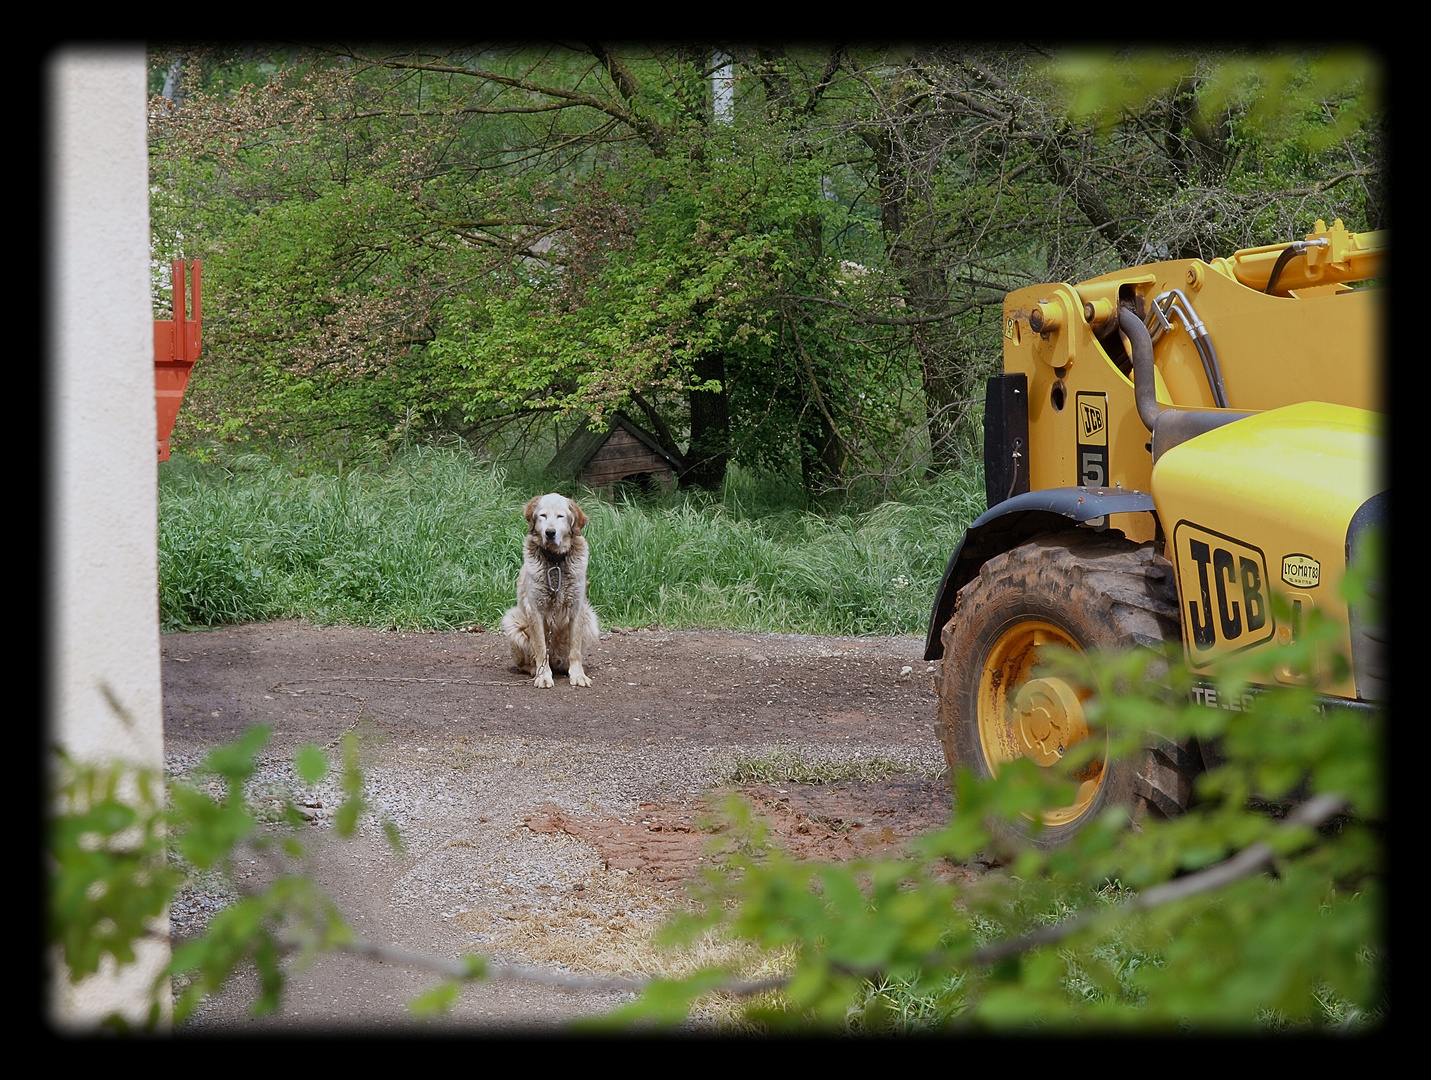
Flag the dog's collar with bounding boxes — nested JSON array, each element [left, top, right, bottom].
[[531, 540, 570, 592], [531, 538, 570, 566]]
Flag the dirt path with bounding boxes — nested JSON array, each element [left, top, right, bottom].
[[163, 620, 953, 1033]]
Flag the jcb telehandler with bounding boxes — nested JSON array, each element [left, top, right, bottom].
[[925, 219, 1386, 847]]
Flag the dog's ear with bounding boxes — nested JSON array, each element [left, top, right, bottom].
[[523, 496, 542, 530], [568, 498, 588, 534]]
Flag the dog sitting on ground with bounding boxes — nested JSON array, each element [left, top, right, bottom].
[[500, 493, 598, 688]]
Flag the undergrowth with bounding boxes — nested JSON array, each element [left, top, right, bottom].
[[158, 443, 985, 636]]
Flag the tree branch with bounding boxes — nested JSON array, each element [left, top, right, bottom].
[[581, 42, 669, 156], [776, 292, 1005, 326], [628, 390, 683, 460], [373, 55, 667, 156], [782, 300, 852, 461], [331, 934, 785, 999], [966, 792, 1349, 967], [805, 47, 846, 115]]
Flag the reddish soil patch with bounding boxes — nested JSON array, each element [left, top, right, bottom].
[[526, 775, 955, 892]]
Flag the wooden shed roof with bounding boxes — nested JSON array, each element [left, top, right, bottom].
[[547, 412, 686, 479]]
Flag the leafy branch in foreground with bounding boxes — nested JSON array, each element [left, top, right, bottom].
[[47, 614, 1383, 1031], [49, 753, 180, 997], [48, 724, 372, 1027], [594, 571, 1384, 1031]]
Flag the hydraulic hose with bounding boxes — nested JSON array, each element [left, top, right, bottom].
[[1263, 238, 1328, 295], [1195, 333, 1229, 409], [1120, 306, 1162, 434], [1145, 290, 1229, 408]]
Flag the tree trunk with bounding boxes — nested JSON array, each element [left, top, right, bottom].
[[684, 352, 730, 491], [862, 123, 963, 472], [799, 402, 843, 494]]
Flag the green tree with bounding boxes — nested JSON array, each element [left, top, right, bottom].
[[148, 44, 1383, 488]]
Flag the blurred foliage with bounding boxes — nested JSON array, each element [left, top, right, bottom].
[[49, 752, 180, 990], [1050, 48, 1381, 151], [594, 541, 1385, 1032], [48, 725, 373, 1027]]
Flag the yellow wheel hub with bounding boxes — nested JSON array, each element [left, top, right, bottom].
[[977, 620, 1104, 826]]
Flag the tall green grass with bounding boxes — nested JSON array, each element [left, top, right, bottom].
[[158, 445, 985, 636]]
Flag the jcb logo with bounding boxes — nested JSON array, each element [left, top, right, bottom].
[[1078, 399, 1105, 441], [1172, 522, 1274, 667]]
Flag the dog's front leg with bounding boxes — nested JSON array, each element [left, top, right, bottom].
[[527, 606, 555, 688], [567, 646, 591, 688], [567, 605, 596, 687]]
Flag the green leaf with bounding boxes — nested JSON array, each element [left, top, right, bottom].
[[295, 744, 327, 784], [203, 725, 271, 782], [409, 979, 461, 1018], [382, 819, 405, 853]]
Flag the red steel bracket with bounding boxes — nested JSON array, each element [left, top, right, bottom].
[[153, 259, 202, 461]]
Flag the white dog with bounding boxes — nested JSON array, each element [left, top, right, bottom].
[[500, 493, 599, 688]]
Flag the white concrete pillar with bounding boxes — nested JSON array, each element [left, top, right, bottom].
[[46, 44, 168, 1029]]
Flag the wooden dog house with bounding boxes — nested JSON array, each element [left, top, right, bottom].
[[548, 412, 686, 493]]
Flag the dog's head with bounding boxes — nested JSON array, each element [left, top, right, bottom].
[[524, 492, 587, 555]]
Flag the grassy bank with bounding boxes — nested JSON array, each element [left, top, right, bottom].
[[158, 446, 985, 636]]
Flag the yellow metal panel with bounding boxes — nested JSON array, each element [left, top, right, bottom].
[[1151, 402, 1384, 696], [1165, 271, 1383, 414], [1007, 286, 1155, 499]]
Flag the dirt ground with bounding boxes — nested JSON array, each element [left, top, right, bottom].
[[162, 620, 959, 1034]]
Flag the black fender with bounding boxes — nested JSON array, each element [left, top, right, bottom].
[[923, 487, 1159, 661], [1345, 489, 1388, 702]]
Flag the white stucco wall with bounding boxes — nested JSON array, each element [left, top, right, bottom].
[[46, 45, 168, 1029]]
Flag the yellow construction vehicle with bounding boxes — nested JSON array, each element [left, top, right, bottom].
[[925, 219, 1386, 847]]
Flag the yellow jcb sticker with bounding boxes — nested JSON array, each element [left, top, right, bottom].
[[1077, 395, 1107, 445], [1172, 522, 1275, 668], [1076, 392, 1109, 529]]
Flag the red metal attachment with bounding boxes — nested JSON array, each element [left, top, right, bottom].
[[153, 259, 202, 461]]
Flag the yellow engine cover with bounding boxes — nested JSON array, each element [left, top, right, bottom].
[[1151, 401, 1384, 699]]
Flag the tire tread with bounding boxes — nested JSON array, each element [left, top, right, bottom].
[[936, 530, 1196, 844]]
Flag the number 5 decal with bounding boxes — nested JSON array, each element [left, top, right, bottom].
[[1076, 392, 1109, 529]]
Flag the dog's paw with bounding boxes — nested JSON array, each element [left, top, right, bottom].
[[569, 664, 592, 688], [534, 665, 555, 688]]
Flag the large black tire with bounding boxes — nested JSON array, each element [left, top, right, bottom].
[[934, 531, 1197, 850]]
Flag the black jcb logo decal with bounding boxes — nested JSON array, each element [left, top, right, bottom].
[[1078, 399, 1105, 441], [1174, 523, 1274, 667], [1185, 539, 1268, 646], [1075, 392, 1109, 530]]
